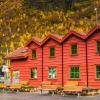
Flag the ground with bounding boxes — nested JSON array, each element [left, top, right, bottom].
[[0, 93, 100, 100]]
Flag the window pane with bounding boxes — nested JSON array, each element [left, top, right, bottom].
[[71, 44, 77, 55], [70, 66, 79, 79], [70, 73, 74, 78], [75, 73, 79, 78], [13, 71, 19, 79], [32, 50, 36, 58], [50, 48, 55, 57], [96, 65, 100, 79], [72, 44, 77, 49], [75, 67, 79, 72], [97, 72, 100, 78], [48, 67, 56, 79], [13, 71, 20, 84], [96, 65, 100, 71], [70, 67, 74, 72], [72, 50, 77, 54], [31, 68, 37, 79], [31, 69, 33, 78], [97, 41, 100, 53]]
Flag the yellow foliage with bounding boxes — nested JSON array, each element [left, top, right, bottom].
[[0, 0, 99, 65]]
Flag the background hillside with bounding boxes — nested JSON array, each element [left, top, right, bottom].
[[0, 0, 100, 65]]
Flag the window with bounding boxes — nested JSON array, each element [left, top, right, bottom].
[[96, 65, 100, 79], [97, 41, 100, 54], [32, 49, 36, 59], [70, 66, 80, 79], [50, 47, 55, 57], [30, 68, 37, 79], [71, 44, 77, 55], [13, 71, 19, 79], [13, 70, 20, 84], [48, 67, 56, 79]]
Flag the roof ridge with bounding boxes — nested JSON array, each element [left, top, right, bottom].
[[7, 24, 100, 60], [25, 24, 100, 46]]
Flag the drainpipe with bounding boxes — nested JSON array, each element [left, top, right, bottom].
[[85, 40, 88, 87], [10, 69, 13, 84], [42, 47, 43, 82], [62, 44, 64, 87]]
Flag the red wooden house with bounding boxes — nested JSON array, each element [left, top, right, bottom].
[[8, 47, 29, 84], [7, 25, 100, 89], [25, 37, 43, 86], [62, 31, 87, 87], [41, 34, 63, 85], [86, 26, 100, 88], [8, 38, 43, 87]]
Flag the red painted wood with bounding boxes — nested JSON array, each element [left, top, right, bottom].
[[87, 32, 100, 88], [9, 26, 100, 88], [63, 35, 87, 87], [43, 39, 62, 85], [10, 41, 42, 87]]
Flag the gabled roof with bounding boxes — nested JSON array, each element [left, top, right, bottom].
[[40, 33, 63, 46], [7, 25, 100, 60], [25, 33, 64, 47], [62, 31, 86, 43], [85, 25, 100, 39], [25, 25, 100, 47], [25, 37, 42, 46], [7, 47, 29, 60]]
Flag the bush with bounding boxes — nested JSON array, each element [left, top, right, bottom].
[[20, 84, 35, 92]]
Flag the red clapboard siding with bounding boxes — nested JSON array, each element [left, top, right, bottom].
[[43, 39, 62, 85], [26, 42, 42, 86], [63, 35, 87, 86], [9, 26, 100, 88], [10, 41, 42, 87], [87, 32, 100, 88]]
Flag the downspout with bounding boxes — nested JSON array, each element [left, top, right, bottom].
[[62, 44, 64, 86], [42, 47, 43, 82], [85, 40, 88, 87]]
